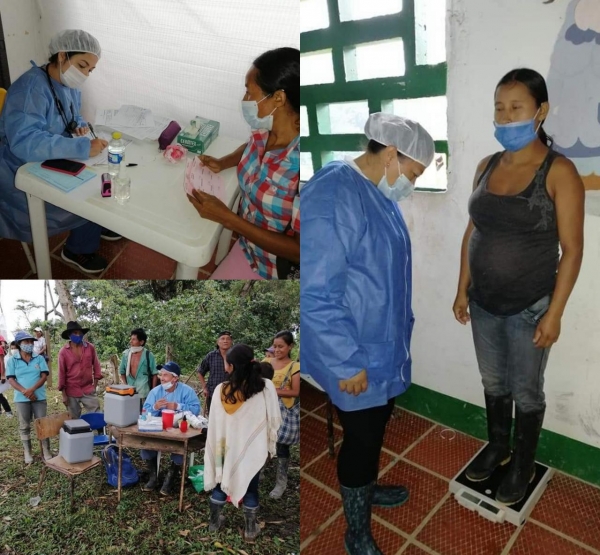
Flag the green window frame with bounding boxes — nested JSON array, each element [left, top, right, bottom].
[[301, 0, 448, 192]]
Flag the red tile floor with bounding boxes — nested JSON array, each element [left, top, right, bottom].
[[300, 382, 600, 555], [0, 233, 237, 279]]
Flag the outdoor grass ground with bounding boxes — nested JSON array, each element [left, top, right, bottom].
[[0, 380, 299, 555]]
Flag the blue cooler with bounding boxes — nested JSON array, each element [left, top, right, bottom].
[[59, 419, 94, 463]]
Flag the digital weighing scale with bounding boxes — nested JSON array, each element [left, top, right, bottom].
[[449, 444, 554, 526]]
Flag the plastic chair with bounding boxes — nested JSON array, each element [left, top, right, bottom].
[[0, 87, 36, 275], [79, 412, 111, 447], [35, 412, 103, 512]]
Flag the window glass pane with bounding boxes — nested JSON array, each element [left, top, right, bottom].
[[301, 50, 335, 86], [339, 0, 402, 22], [300, 152, 315, 181], [344, 39, 405, 81], [415, 0, 446, 65], [384, 96, 447, 140], [317, 101, 369, 135], [301, 0, 330, 32], [417, 152, 447, 191], [301, 106, 310, 137]]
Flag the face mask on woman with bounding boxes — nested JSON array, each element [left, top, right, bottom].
[[241, 95, 277, 130], [60, 54, 89, 90], [377, 162, 414, 202], [494, 108, 541, 152], [20, 344, 34, 354]]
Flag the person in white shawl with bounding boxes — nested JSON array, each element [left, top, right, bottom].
[[204, 344, 281, 542]]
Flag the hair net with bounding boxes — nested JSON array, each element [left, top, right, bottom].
[[49, 30, 101, 58], [365, 112, 435, 167]]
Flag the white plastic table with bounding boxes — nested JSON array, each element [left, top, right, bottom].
[[15, 136, 242, 278]]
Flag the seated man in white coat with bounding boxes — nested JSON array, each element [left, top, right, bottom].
[[141, 362, 201, 495]]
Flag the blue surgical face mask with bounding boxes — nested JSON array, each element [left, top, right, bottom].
[[20, 343, 34, 354], [70, 334, 83, 345], [241, 95, 277, 130], [494, 108, 541, 152], [377, 162, 414, 202]]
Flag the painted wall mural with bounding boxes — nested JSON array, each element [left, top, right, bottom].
[[545, 0, 600, 215]]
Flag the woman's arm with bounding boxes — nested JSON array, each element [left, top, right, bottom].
[[188, 191, 300, 263], [452, 155, 493, 324], [277, 372, 300, 397], [534, 158, 585, 348]]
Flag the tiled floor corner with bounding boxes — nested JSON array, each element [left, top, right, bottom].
[[301, 382, 600, 555]]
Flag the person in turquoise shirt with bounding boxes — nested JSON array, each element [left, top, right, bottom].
[[6, 331, 51, 463]]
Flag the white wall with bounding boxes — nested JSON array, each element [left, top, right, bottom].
[[1, 0, 44, 81], [402, 0, 600, 448], [8, 0, 298, 142]]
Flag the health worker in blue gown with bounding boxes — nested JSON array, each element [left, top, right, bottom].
[[301, 113, 434, 555], [0, 29, 112, 274]]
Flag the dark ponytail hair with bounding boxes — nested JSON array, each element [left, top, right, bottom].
[[253, 48, 299, 115], [496, 68, 553, 148], [223, 344, 265, 404]]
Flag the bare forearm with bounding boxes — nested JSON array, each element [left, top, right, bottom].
[[547, 248, 584, 318], [223, 211, 300, 263], [457, 224, 473, 295], [219, 144, 247, 170]]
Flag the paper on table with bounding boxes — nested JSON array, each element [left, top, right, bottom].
[[111, 105, 155, 128], [27, 163, 97, 192], [95, 109, 119, 127], [184, 157, 226, 203]]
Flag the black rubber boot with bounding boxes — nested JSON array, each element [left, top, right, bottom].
[[372, 484, 409, 508], [466, 393, 513, 482], [209, 500, 226, 532], [496, 407, 545, 506], [340, 481, 383, 555], [142, 458, 158, 491], [243, 505, 260, 542], [160, 462, 181, 496]]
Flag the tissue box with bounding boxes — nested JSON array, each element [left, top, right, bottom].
[[138, 416, 163, 432], [176, 116, 220, 154]]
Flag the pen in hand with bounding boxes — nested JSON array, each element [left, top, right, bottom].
[[88, 122, 98, 139]]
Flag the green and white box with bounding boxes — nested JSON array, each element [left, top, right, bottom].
[[177, 116, 220, 154]]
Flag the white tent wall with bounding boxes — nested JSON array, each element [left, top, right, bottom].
[[32, 0, 298, 142], [1, 0, 45, 82]]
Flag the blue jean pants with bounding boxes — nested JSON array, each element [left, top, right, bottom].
[[470, 295, 552, 413], [211, 470, 261, 508]]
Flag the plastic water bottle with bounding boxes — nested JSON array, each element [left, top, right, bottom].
[[108, 131, 125, 177], [114, 163, 131, 205], [141, 409, 147, 421]]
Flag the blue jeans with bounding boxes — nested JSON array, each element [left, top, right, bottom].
[[211, 470, 261, 508], [140, 449, 183, 465], [64, 221, 102, 254], [470, 295, 552, 413]]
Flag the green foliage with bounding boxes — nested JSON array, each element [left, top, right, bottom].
[[65, 281, 300, 373]]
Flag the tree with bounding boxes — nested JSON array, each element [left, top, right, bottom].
[[55, 281, 76, 322]]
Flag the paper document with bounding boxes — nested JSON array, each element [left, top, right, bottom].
[[27, 163, 97, 192], [184, 157, 226, 203], [95, 109, 119, 127], [95, 108, 171, 142], [111, 105, 155, 128]]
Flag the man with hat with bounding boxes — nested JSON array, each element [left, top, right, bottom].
[[196, 331, 233, 414], [6, 331, 51, 462], [118, 327, 158, 408], [140, 361, 201, 495], [58, 321, 102, 419], [32, 327, 48, 361]]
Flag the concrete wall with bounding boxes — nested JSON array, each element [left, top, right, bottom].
[[402, 0, 600, 448]]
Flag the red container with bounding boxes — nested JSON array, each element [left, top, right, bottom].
[[162, 409, 175, 429]]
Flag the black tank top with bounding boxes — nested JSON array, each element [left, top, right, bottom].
[[467, 150, 560, 316]]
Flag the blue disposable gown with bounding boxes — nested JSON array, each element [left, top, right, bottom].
[[300, 160, 414, 412], [0, 63, 91, 242]]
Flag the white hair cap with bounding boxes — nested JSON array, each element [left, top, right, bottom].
[[49, 29, 101, 58], [365, 112, 435, 167]]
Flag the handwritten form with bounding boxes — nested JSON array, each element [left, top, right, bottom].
[[184, 157, 226, 203]]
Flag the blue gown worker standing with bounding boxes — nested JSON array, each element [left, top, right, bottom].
[[0, 29, 115, 274], [301, 113, 434, 555], [141, 362, 201, 496]]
